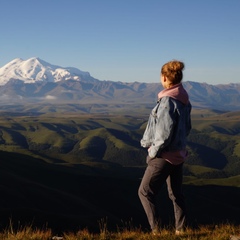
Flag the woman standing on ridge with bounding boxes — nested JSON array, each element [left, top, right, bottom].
[[138, 60, 192, 236]]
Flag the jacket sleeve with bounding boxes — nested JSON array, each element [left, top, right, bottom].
[[148, 97, 176, 158], [140, 102, 160, 148]]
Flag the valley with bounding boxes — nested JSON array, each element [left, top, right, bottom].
[[0, 106, 240, 232]]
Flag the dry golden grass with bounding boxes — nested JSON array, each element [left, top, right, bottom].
[[0, 226, 52, 240], [0, 223, 239, 240]]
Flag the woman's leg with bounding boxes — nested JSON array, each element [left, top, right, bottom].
[[166, 163, 186, 231], [138, 157, 173, 231]]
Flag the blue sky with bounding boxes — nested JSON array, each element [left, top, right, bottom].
[[0, 0, 239, 84]]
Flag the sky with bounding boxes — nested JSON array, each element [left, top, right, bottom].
[[0, 0, 240, 85]]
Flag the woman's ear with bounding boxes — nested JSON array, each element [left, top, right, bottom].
[[163, 75, 167, 82]]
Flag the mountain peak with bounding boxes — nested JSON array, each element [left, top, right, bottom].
[[0, 57, 92, 85]]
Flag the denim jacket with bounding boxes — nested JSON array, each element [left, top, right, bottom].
[[141, 95, 192, 159]]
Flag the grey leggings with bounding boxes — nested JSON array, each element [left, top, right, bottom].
[[138, 156, 186, 231]]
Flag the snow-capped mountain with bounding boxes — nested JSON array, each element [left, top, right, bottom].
[[0, 57, 94, 85]]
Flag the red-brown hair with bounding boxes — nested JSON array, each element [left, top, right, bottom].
[[161, 60, 185, 84]]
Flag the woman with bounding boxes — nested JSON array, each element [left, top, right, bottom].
[[138, 60, 191, 235]]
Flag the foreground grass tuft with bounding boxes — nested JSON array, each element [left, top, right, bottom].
[[0, 223, 240, 240], [0, 225, 52, 240]]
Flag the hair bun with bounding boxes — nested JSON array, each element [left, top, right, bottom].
[[169, 60, 185, 72]]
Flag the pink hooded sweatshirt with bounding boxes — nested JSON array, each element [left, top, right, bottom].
[[158, 83, 189, 105]]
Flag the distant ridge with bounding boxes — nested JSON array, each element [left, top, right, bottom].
[[0, 57, 240, 111]]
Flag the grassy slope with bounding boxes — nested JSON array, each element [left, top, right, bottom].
[[0, 114, 146, 165], [1, 224, 240, 240], [0, 150, 240, 233], [191, 109, 240, 158]]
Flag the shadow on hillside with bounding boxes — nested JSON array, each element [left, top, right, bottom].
[[0, 150, 239, 233], [187, 142, 228, 169]]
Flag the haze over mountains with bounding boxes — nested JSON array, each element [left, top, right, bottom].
[[0, 57, 240, 111]]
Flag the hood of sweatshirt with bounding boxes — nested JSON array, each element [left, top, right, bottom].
[[158, 83, 189, 105]]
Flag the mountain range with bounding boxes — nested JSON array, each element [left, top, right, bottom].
[[0, 57, 240, 111]]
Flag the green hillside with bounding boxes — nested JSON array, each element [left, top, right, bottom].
[[0, 114, 146, 165], [0, 108, 240, 179]]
